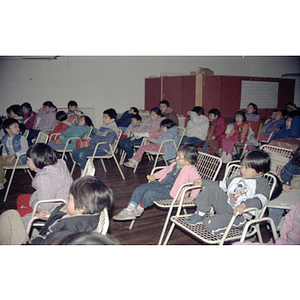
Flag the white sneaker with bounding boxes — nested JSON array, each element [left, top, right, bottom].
[[124, 161, 137, 168], [134, 207, 144, 218], [0, 183, 4, 190], [113, 208, 136, 221], [3, 178, 7, 185], [222, 154, 232, 164]]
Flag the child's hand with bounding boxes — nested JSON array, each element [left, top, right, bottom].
[[187, 111, 191, 116], [147, 175, 156, 181], [183, 197, 195, 203], [193, 179, 202, 186], [35, 209, 51, 220], [146, 137, 154, 142], [211, 136, 216, 140], [130, 137, 136, 142], [233, 203, 246, 216], [55, 139, 62, 144], [6, 155, 15, 165], [283, 183, 292, 192]]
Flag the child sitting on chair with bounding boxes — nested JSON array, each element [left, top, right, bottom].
[[185, 149, 271, 235], [66, 100, 84, 124], [0, 176, 113, 245], [116, 106, 139, 132], [123, 119, 178, 168], [120, 114, 142, 140], [48, 111, 72, 141], [113, 145, 201, 221]]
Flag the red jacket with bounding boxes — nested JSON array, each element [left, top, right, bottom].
[[212, 116, 228, 138]]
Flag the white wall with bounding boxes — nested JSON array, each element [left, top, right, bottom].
[[0, 56, 299, 127]]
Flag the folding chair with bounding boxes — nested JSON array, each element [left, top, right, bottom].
[[2, 131, 49, 202], [161, 163, 277, 245]]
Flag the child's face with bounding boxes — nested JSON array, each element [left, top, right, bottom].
[[150, 111, 160, 122], [43, 105, 50, 113], [78, 116, 85, 126], [128, 108, 136, 114], [208, 113, 218, 122], [240, 160, 262, 179], [161, 126, 168, 133], [131, 118, 140, 126], [69, 105, 77, 112], [27, 157, 38, 171], [274, 111, 283, 120], [66, 193, 85, 215], [22, 106, 30, 115], [235, 114, 243, 123], [247, 105, 255, 114], [175, 150, 191, 166], [271, 111, 277, 119], [286, 117, 292, 130], [8, 111, 18, 118], [6, 122, 20, 136], [159, 103, 168, 114], [103, 113, 115, 125]]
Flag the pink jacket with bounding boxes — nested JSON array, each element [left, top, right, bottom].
[[154, 162, 201, 199]]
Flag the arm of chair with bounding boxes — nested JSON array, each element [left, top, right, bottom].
[[49, 132, 61, 141]]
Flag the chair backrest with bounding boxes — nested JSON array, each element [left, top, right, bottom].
[[85, 126, 94, 138], [176, 127, 186, 149], [109, 129, 122, 155], [93, 207, 109, 235], [23, 129, 29, 139], [36, 131, 49, 144], [195, 151, 222, 181], [248, 121, 263, 139], [260, 145, 293, 177]]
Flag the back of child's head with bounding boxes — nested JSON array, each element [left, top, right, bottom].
[[160, 119, 177, 129], [160, 100, 170, 107], [150, 106, 162, 116], [2, 118, 19, 134], [69, 175, 113, 215], [26, 143, 58, 169], [192, 106, 205, 116], [56, 111, 68, 122], [178, 145, 198, 165], [81, 115, 93, 127], [292, 145, 300, 167], [130, 107, 139, 114], [269, 173, 283, 200], [208, 108, 221, 117], [241, 149, 270, 174], [281, 109, 288, 117], [248, 102, 258, 114], [21, 102, 33, 112], [68, 100, 78, 108], [103, 108, 117, 120], [234, 111, 246, 122], [132, 114, 142, 122], [6, 104, 23, 117]]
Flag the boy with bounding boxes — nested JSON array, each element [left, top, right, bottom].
[[116, 106, 139, 131], [185, 149, 271, 235], [67, 100, 84, 124], [0, 118, 28, 190], [71, 108, 118, 174], [0, 176, 113, 245], [159, 100, 179, 125], [120, 114, 142, 140]]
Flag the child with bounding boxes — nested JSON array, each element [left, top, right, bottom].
[[116, 106, 139, 131], [208, 108, 229, 153], [48, 115, 93, 151], [159, 100, 179, 125], [181, 106, 209, 146], [27, 101, 57, 146], [66, 100, 84, 124], [0, 176, 113, 245], [268, 145, 300, 228], [21, 102, 37, 130], [221, 111, 249, 164], [124, 119, 178, 168], [113, 145, 201, 221], [71, 108, 118, 174], [6, 104, 26, 133], [119, 107, 165, 164], [16, 143, 73, 228], [120, 114, 142, 140], [258, 109, 286, 142], [48, 111, 72, 141], [245, 102, 260, 122], [185, 149, 271, 235], [0, 118, 29, 190]]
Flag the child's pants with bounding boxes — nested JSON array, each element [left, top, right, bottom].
[[72, 147, 107, 170], [222, 135, 239, 154], [118, 137, 142, 159], [195, 182, 246, 234], [0, 156, 23, 183], [217, 133, 227, 149], [129, 181, 172, 209], [258, 132, 269, 142]]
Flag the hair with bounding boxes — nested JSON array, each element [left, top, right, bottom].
[[50, 232, 120, 245], [80, 115, 93, 127], [21, 102, 33, 112], [56, 111, 68, 122], [6, 104, 23, 117], [292, 146, 300, 167], [160, 119, 177, 129], [69, 176, 113, 214], [234, 111, 246, 122], [26, 143, 58, 169], [247, 102, 258, 114], [132, 114, 142, 122], [287, 110, 300, 118], [43, 101, 57, 111], [281, 109, 288, 117], [285, 102, 297, 110], [68, 100, 78, 108], [130, 107, 139, 114], [150, 107, 162, 116], [2, 118, 20, 134], [208, 108, 221, 117], [192, 106, 205, 116], [177, 145, 198, 165], [269, 173, 283, 200], [160, 100, 170, 107], [103, 108, 117, 120], [241, 149, 270, 174]]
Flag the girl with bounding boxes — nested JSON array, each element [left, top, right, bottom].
[[221, 111, 249, 164], [21, 102, 37, 130], [123, 119, 178, 168], [15, 143, 73, 228], [27, 101, 57, 146], [48, 111, 72, 141], [181, 106, 209, 146], [119, 107, 165, 163], [245, 102, 260, 122], [47, 115, 93, 151], [113, 145, 201, 221], [6, 104, 26, 133]]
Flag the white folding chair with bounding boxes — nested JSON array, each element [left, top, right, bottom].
[[161, 164, 277, 245]]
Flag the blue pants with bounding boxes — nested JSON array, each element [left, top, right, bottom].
[[118, 137, 142, 159], [181, 136, 202, 146], [129, 181, 172, 209], [27, 129, 40, 146], [72, 147, 106, 170]]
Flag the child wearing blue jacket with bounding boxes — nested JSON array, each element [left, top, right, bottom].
[[116, 107, 139, 131]]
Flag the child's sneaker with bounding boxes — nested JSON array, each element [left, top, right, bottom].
[[113, 208, 136, 221], [0, 183, 4, 191], [124, 161, 137, 168], [184, 212, 205, 225], [134, 207, 144, 218]]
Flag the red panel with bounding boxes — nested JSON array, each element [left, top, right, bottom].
[[182, 76, 196, 114], [145, 78, 161, 111], [202, 75, 222, 115], [162, 76, 183, 115]]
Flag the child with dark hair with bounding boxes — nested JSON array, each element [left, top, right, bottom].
[[245, 102, 260, 122], [0, 118, 29, 190], [48, 111, 72, 141], [116, 106, 139, 131], [0, 176, 113, 245], [221, 111, 249, 164], [6, 104, 26, 133], [113, 145, 201, 221], [120, 114, 142, 140], [72, 108, 119, 174], [185, 149, 271, 234], [15, 143, 73, 228], [48, 115, 93, 151], [159, 100, 179, 125], [67, 100, 84, 124], [21, 102, 37, 130], [181, 106, 209, 146]]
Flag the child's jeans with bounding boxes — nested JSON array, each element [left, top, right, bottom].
[[222, 135, 239, 154], [118, 137, 143, 160], [72, 147, 107, 170]]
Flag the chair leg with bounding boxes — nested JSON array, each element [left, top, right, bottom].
[[3, 169, 16, 202], [119, 150, 126, 165], [129, 219, 135, 230], [133, 161, 139, 173], [162, 222, 176, 245], [158, 206, 176, 245], [70, 161, 76, 176], [113, 155, 125, 180], [100, 159, 107, 172]]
